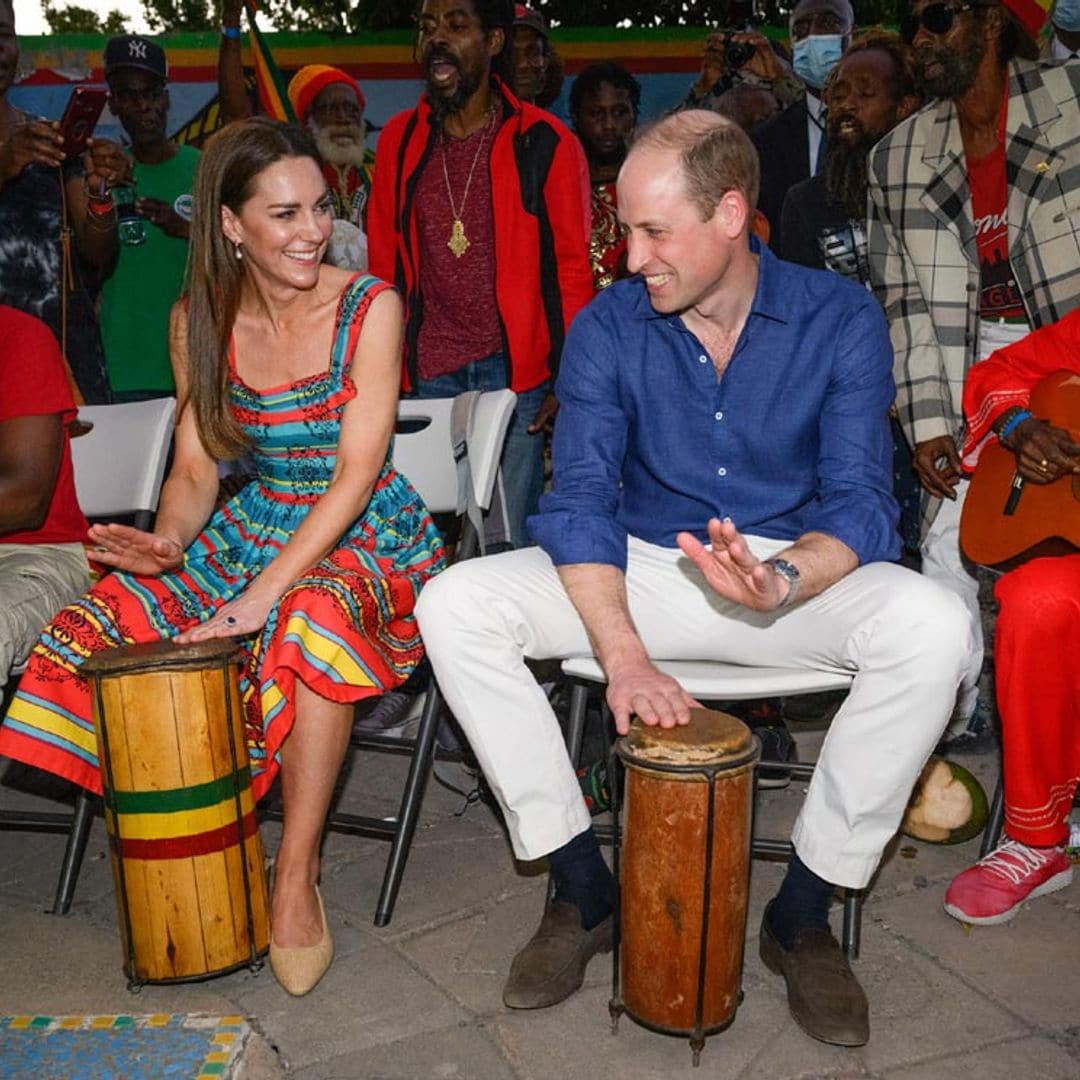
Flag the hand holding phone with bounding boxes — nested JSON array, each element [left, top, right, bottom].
[[0, 119, 65, 181], [59, 86, 108, 157]]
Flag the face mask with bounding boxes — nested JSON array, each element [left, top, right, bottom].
[[1052, 0, 1080, 33], [792, 34, 845, 90]]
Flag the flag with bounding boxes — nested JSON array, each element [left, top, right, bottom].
[[243, 1, 297, 123]]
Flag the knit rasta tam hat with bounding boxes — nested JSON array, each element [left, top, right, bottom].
[[287, 65, 366, 123], [999, 0, 1053, 56]]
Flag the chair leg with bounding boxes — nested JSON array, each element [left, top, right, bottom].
[[565, 681, 589, 768], [841, 888, 862, 961], [52, 790, 98, 915], [980, 773, 1006, 858], [373, 685, 443, 928]]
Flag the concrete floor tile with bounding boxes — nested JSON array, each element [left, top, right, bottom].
[[229, 927, 468, 1070], [295, 1022, 517, 1080], [872, 877, 1080, 1029], [883, 1035, 1080, 1079]]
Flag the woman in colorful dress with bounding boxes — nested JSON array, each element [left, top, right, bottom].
[[0, 117, 445, 995]]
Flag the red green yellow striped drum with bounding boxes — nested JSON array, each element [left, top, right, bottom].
[[84, 638, 270, 987]]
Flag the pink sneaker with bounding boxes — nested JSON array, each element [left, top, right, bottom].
[[944, 839, 1073, 925]]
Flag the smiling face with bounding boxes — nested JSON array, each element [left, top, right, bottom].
[[107, 67, 170, 150], [617, 145, 742, 317], [418, 0, 502, 121], [221, 155, 334, 292]]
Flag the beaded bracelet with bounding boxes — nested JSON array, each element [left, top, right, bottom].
[[998, 408, 1033, 446]]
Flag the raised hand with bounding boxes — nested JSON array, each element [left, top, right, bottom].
[[136, 196, 190, 239], [88, 522, 183, 576], [0, 120, 65, 182], [677, 517, 788, 611], [84, 137, 133, 191]]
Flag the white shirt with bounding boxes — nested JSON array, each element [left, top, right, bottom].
[[806, 91, 824, 176]]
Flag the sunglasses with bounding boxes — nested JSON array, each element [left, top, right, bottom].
[[899, 2, 981, 43]]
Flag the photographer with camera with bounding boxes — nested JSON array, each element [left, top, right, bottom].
[[680, 23, 803, 115]]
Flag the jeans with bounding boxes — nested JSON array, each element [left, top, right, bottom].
[[413, 353, 549, 550]]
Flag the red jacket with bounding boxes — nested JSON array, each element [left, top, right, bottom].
[[368, 79, 594, 393]]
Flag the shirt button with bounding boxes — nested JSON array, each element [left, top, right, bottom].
[[698, 354, 708, 364], [715, 410, 723, 421], [717, 467, 727, 477]]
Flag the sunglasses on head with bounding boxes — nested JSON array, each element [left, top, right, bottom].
[[899, 2, 982, 43]]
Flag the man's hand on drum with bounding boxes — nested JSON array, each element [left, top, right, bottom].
[[677, 517, 788, 612], [176, 589, 276, 644], [88, 523, 183, 576], [605, 657, 699, 736]]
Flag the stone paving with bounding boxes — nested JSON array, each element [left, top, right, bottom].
[[1, 730, 1078, 1080]]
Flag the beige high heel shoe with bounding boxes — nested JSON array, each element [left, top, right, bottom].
[[269, 886, 334, 996]]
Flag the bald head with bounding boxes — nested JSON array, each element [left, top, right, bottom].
[[790, 0, 854, 39], [628, 110, 759, 222]]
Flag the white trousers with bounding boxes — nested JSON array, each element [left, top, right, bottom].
[[417, 536, 975, 889]]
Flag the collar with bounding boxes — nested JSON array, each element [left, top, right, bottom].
[[418, 75, 521, 129], [629, 236, 790, 326], [806, 91, 823, 123], [1050, 33, 1077, 60]]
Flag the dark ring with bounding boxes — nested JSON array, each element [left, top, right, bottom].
[[225, 615, 237, 626]]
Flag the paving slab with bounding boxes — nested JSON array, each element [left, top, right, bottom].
[[872, 876, 1080, 1029], [884, 1035, 1080, 1079]]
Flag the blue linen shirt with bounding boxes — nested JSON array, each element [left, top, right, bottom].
[[528, 241, 900, 571]]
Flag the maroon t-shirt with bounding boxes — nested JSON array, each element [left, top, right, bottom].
[[415, 116, 504, 380]]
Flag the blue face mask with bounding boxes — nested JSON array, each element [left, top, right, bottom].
[[1053, 0, 1080, 33], [792, 34, 845, 91]]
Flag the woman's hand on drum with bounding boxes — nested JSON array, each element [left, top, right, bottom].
[[175, 590, 275, 644], [88, 523, 183, 576], [606, 658, 700, 736], [677, 518, 787, 612]]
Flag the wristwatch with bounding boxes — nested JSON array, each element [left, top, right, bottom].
[[764, 557, 801, 607]]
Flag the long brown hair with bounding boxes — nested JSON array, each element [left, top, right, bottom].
[[185, 117, 321, 459]]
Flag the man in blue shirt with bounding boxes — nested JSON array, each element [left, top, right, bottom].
[[416, 110, 974, 1046]]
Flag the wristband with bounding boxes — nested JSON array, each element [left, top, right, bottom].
[[998, 409, 1033, 446], [221, 24, 242, 39]]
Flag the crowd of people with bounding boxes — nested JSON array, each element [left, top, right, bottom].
[[1, 0, 1078, 1049]]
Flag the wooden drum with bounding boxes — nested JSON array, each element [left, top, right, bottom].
[[612, 708, 759, 1065], [84, 639, 270, 988]]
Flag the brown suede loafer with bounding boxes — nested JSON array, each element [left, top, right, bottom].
[[759, 906, 869, 1046], [502, 900, 614, 1009]]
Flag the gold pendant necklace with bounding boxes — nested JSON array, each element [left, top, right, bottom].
[[441, 108, 494, 259]]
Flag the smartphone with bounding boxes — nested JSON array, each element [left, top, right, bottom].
[[59, 86, 108, 157]]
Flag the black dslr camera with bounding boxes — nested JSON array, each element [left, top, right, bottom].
[[724, 36, 757, 69], [721, 0, 758, 69]]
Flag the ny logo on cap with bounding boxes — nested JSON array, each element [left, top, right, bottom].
[[129, 40, 148, 59]]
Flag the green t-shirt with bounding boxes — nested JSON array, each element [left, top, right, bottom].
[[99, 144, 200, 394]]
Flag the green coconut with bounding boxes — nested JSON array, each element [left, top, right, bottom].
[[901, 757, 989, 845]]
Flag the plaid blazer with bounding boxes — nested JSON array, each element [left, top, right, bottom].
[[867, 58, 1080, 461]]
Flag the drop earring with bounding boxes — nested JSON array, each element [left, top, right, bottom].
[[234, 243, 243, 260]]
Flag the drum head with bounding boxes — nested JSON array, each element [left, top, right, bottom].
[[82, 637, 241, 677], [617, 707, 757, 771]]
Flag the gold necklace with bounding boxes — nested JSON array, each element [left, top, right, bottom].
[[440, 109, 494, 258]]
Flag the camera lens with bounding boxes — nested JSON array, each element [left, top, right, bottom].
[[725, 40, 756, 68]]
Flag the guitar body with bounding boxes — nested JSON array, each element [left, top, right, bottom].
[[960, 370, 1080, 571]]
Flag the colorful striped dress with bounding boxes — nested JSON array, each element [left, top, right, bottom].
[[0, 274, 445, 798]]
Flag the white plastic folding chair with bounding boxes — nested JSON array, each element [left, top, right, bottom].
[[267, 390, 517, 927], [561, 656, 865, 958], [1, 397, 178, 914]]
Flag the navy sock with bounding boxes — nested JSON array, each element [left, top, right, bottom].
[[549, 828, 614, 930], [767, 854, 834, 950]]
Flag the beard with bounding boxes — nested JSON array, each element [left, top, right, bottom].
[[310, 121, 368, 170], [423, 47, 485, 124], [913, 35, 986, 99], [821, 125, 880, 221]]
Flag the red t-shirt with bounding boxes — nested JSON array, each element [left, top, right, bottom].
[[415, 116, 504, 381], [967, 140, 1027, 322], [0, 305, 89, 545]]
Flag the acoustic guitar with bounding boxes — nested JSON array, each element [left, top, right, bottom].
[[959, 370, 1080, 571]]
